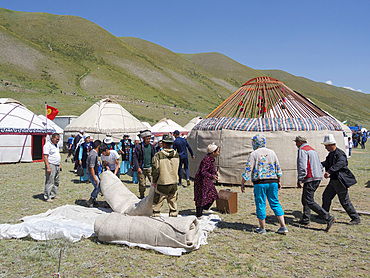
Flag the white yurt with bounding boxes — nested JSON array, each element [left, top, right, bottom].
[[151, 118, 189, 137], [63, 99, 147, 143], [38, 115, 64, 150], [184, 117, 203, 131], [188, 77, 346, 187], [141, 121, 151, 129], [0, 98, 55, 163]]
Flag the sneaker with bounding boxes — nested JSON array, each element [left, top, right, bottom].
[[87, 197, 95, 208], [187, 179, 191, 186], [45, 198, 53, 203], [325, 216, 336, 232], [298, 219, 310, 226], [255, 228, 266, 234], [348, 218, 361, 225], [52, 196, 60, 200], [203, 209, 216, 214], [276, 226, 288, 234]]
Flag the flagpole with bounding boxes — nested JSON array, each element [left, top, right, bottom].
[[45, 102, 48, 134]]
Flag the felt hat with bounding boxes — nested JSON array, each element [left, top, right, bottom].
[[140, 130, 152, 138], [322, 134, 336, 145], [104, 137, 113, 144]]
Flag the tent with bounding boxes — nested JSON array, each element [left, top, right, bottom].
[[0, 98, 55, 163], [151, 118, 189, 137], [38, 115, 64, 150], [63, 99, 147, 142], [141, 121, 152, 129], [184, 117, 203, 131], [187, 77, 346, 186]]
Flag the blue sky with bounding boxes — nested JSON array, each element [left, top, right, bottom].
[[1, 0, 370, 93]]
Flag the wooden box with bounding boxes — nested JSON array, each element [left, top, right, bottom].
[[216, 189, 237, 214]]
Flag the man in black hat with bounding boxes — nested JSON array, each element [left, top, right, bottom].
[[294, 135, 335, 231]]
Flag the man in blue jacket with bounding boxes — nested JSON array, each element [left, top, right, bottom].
[[173, 130, 194, 187], [295, 136, 335, 231], [321, 134, 361, 225]]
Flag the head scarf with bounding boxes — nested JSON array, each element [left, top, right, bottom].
[[252, 134, 266, 150], [207, 143, 218, 154]]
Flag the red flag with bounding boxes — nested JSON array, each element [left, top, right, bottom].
[[46, 105, 59, 120]]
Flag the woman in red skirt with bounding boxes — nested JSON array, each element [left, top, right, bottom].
[[194, 143, 220, 218]]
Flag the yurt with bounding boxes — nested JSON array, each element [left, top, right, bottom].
[[0, 98, 55, 163], [184, 117, 203, 131], [188, 77, 346, 186], [38, 115, 64, 150], [63, 99, 147, 142], [151, 118, 189, 137], [141, 121, 152, 129]]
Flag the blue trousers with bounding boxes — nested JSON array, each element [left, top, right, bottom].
[[87, 172, 100, 199], [253, 182, 284, 220], [178, 157, 189, 184]]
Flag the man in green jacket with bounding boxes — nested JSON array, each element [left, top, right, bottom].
[[152, 134, 180, 217]]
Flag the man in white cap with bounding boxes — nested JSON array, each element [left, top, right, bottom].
[[321, 134, 361, 225], [294, 135, 335, 231]]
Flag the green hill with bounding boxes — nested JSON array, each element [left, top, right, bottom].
[[0, 7, 369, 127]]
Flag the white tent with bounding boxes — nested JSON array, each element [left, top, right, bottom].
[[151, 118, 188, 136], [38, 115, 64, 149], [184, 117, 203, 131], [141, 121, 151, 129], [63, 99, 147, 142], [0, 98, 55, 163]]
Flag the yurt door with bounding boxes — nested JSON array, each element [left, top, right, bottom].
[[32, 135, 44, 161]]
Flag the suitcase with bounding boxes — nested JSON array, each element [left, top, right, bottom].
[[216, 189, 237, 214]]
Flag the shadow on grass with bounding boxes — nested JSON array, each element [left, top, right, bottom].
[[366, 180, 370, 188], [217, 221, 256, 232], [71, 179, 86, 184], [74, 199, 111, 209], [179, 209, 195, 216], [32, 193, 44, 200]]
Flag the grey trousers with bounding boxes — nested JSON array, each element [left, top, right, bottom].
[[302, 180, 330, 222], [44, 164, 60, 200]]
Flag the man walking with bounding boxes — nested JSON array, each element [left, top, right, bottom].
[[294, 136, 335, 231], [173, 130, 194, 187], [321, 134, 361, 225], [152, 134, 180, 217], [133, 130, 155, 198], [87, 140, 102, 208], [43, 133, 62, 202]]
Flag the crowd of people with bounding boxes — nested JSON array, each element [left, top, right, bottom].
[[42, 130, 361, 234]]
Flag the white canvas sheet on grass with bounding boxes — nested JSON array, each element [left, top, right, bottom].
[[0, 204, 220, 256]]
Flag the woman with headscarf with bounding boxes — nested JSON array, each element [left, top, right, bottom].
[[194, 143, 220, 218], [241, 134, 288, 234], [78, 134, 92, 182]]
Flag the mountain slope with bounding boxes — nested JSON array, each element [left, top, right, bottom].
[[0, 7, 368, 127]]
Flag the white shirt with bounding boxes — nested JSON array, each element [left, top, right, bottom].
[[101, 150, 120, 170], [43, 141, 61, 165]]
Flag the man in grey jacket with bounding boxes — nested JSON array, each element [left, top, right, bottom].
[[295, 136, 335, 231]]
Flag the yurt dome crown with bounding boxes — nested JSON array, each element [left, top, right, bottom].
[[207, 76, 328, 119]]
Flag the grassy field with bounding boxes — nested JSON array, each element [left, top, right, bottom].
[[0, 148, 369, 277]]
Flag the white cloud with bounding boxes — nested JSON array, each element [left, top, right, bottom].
[[343, 86, 362, 92], [326, 80, 332, 85]]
